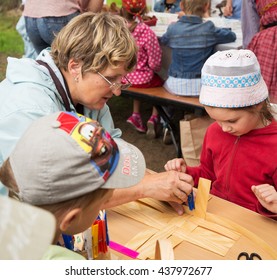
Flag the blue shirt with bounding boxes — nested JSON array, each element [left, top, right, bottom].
[[159, 15, 237, 79], [154, 0, 181, 13]]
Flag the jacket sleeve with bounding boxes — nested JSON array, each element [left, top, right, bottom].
[[255, 169, 277, 221], [255, 203, 277, 221], [159, 27, 171, 46], [213, 26, 237, 44]]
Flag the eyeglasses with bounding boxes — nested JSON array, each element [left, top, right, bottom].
[[97, 72, 132, 91]]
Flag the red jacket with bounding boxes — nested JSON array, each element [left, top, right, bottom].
[[186, 120, 277, 220]]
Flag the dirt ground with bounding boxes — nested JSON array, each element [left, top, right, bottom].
[[107, 95, 183, 172]]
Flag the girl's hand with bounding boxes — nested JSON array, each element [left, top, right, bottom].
[[252, 184, 277, 214], [164, 158, 187, 173]]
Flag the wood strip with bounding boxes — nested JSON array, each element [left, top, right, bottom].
[[137, 225, 177, 260], [189, 216, 241, 240], [193, 178, 211, 219], [167, 215, 191, 227], [173, 227, 233, 256], [192, 227, 235, 252], [168, 235, 185, 248], [206, 212, 277, 259], [138, 197, 176, 214], [155, 239, 174, 260], [124, 228, 158, 250], [111, 203, 165, 229]]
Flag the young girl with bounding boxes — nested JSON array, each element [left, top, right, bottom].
[[164, 50, 277, 219], [121, 0, 164, 138], [160, 0, 236, 96]]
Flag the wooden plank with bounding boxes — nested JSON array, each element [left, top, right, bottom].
[[173, 227, 234, 256], [137, 225, 177, 260], [111, 202, 166, 229], [124, 228, 158, 251], [206, 212, 277, 259], [189, 216, 241, 241], [155, 239, 174, 260], [193, 178, 211, 219]]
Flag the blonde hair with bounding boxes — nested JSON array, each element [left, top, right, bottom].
[[0, 159, 112, 219], [51, 12, 138, 75], [181, 0, 210, 17]]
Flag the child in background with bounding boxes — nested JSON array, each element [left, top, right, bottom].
[[160, 0, 236, 96], [0, 111, 146, 259], [16, 0, 37, 59], [154, 0, 182, 13], [246, 0, 277, 104], [121, 0, 164, 138], [223, 0, 242, 20], [165, 50, 277, 219]]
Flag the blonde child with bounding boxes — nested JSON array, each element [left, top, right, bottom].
[[121, 0, 164, 138], [165, 50, 277, 219], [0, 111, 146, 259], [160, 0, 236, 96]]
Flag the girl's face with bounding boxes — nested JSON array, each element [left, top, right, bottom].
[[205, 106, 264, 137], [70, 62, 128, 111]]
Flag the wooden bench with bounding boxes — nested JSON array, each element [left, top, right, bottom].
[[121, 87, 206, 157]]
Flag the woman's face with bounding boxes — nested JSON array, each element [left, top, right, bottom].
[[70, 62, 128, 110], [205, 106, 264, 137]]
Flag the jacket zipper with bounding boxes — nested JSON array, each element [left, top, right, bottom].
[[224, 136, 240, 198]]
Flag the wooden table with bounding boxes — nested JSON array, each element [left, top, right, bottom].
[[107, 194, 277, 260]]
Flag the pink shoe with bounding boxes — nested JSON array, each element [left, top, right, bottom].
[[146, 115, 160, 139], [127, 114, 146, 133]]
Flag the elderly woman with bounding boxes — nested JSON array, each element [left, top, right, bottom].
[[0, 12, 193, 214]]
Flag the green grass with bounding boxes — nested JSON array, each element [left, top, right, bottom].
[[107, 0, 122, 6], [0, 11, 23, 81], [0, 12, 23, 55]]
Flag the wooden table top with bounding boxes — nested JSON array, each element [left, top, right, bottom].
[[107, 194, 277, 260]]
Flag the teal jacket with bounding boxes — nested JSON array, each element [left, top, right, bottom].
[[0, 49, 121, 195]]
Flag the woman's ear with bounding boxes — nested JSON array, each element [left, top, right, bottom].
[[60, 208, 82, 232], [68, 59, 82, 79]]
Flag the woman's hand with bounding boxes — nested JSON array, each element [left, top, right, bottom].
[[140, 170, 194, 205]]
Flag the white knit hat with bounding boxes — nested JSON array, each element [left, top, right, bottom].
[[200, 49, 268, 108]]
